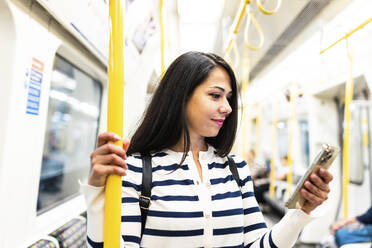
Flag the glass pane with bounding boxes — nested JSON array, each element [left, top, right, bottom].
[[37, 56, 102, 214], [299, 120, 310, 167], [348, 104, 368, 184], [277, 121, 288, 159]]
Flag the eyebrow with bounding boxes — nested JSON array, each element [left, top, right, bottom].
[[209, 86, 233, 94]]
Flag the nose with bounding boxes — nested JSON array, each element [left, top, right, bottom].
[[219, 98, 232, 115]]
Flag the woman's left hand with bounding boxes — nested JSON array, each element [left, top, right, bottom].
[[300, 168, 333, 214]]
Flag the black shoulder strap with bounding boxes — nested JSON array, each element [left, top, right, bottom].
[[139, 154, 152, 238], [227, 155, 241, 188]]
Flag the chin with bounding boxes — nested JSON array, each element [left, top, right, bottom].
[[203, 130, 220, 138]]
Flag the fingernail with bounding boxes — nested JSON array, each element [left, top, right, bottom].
[[114, 134, 121, 140]]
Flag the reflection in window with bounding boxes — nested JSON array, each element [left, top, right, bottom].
[[37, 56, 102, 214]]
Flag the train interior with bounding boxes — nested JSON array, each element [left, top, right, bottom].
[[0, 0, 371, 247]]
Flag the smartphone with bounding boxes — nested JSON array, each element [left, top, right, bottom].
[[285, 144, 340, 209]]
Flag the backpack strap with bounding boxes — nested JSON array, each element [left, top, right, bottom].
[[227, 155, 242, 188], [139, 154, 152, 238]]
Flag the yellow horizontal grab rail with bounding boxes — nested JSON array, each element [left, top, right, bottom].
[[257, 0, 281, 15], [320, 16, 372, 55], [244, 11, 264, 51]]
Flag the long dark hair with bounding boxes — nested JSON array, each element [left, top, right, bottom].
[[127, 51, 238, 164]]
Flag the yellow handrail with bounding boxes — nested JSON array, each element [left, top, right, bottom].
[[320, 16, 372, 55], [255, 103, 262, 156], [286, 85, 296, 198], [362, 109, 369, 149], [241, 48, 250, 159], [342, 39, 353, 218], [105, 0, 124, 247], [232, 39, 240, 68], [244, 11, 264, 51], [160, 0, 165, 77], [242, 47, 250, 90], [224, 0, 251, 55], [269, 101, 278, 198], [246, 114, 253, 154], [257, 0, 281, 15]]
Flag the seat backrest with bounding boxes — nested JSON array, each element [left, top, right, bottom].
[[28, 239, 58, 248], [49, 217, 87, 248]]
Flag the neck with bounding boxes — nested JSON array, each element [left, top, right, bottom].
[[171, 133, 207, 153]]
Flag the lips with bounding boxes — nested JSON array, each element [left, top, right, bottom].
[[212, 119, 224, 127]]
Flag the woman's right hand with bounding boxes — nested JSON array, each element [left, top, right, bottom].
[[88, 132, 130, 187]]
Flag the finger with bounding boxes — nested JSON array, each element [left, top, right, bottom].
[[105, 164, 127, 177], [122, 139, 130, 160], [303, 180, 328, 200], [97, 132, 121, 147], [318, 168, 334, 184], [91, 143, 126, 159], [309, 172, 330, 193], [91, 164, 127, 178], [301, 188, 324, 206], [92, 154, 127, 170]]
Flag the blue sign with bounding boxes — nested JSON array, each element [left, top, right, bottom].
[[26, 58, 44, 116]]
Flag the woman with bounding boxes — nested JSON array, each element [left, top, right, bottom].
[[83, 52, 333, 247]]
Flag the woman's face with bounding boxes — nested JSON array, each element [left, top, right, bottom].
[[186, 66, 233, 140]]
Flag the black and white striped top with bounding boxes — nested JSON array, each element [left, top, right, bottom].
[[83, 145, 312, 248]]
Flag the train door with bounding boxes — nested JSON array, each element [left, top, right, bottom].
[[334, 75, 371, 219]]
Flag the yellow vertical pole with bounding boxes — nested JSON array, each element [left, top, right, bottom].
[[286, 84, 296, 198], [342, 39, 353, 218], [160, 0, 165, 76], [247, 114, 253, 153], [255, 103, 262, 156], [269, 102, 278, 198], [362, 110, 369, 149], [105, 0, 124, 247], [241, 105, 246, 158], [241, 48, 250, 159]]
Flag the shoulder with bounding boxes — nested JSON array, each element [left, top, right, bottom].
[[227, 154, 252, 180], [227, 154, 249, 169], [125, 151, 176, 172], [125, 154, 144, 173]]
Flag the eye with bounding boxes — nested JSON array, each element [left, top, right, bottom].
[[209, 93, 221, 99]]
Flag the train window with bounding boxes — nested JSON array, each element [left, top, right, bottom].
[[348, 104, 370, 185], [299, 120, 310, 167], [277, 121, 288, 159], [37, 55, 102, 214], [277, 120, 309, 168]]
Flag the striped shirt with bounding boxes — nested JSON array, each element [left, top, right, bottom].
[[83, 145, 312, 247]]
